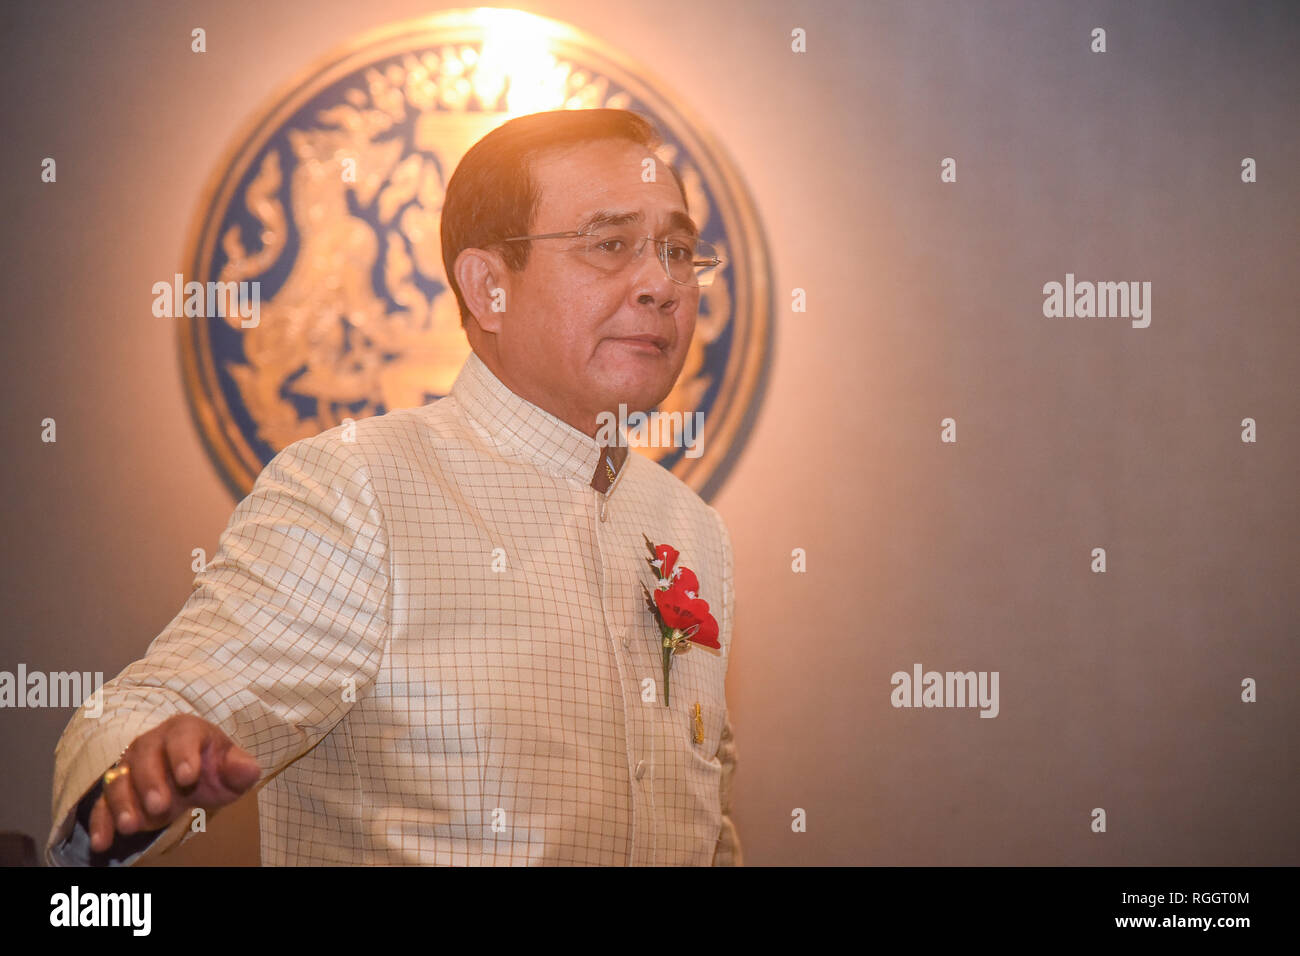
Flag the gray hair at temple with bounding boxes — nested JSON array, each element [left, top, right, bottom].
[[439, 108, 689, 329]]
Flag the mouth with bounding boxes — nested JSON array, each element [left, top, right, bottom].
[[609, 334, 669, 353]]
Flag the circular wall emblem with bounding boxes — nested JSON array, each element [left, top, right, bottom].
[[179, 8, 771, 501]]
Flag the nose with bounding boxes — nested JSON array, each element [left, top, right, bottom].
[[628, 238, 680, 310]]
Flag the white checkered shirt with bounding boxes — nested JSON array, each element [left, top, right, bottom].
[[47, 351, 740, 866]]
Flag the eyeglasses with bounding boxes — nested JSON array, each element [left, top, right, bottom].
[[497, 228, 722, 288]]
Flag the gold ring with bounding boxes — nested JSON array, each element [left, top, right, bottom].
[[102, 765, 130, 787]]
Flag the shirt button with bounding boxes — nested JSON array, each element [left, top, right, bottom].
[[620, 627, 630, 650], [634, 759, 646, 779]]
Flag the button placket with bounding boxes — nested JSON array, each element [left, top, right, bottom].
[[594, 486, 654, 866]]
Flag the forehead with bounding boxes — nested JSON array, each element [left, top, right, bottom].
[[528, 138, 689, 229]]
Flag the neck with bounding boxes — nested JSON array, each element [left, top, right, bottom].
[[471, 346, 607, 440]]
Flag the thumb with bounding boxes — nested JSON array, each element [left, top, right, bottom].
[[216, 743, 262, 792]]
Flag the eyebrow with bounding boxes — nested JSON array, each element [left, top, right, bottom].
[[577, 209, 699, 238]]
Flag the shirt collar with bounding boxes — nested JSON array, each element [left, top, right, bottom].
[[450, 351, 627, 490]]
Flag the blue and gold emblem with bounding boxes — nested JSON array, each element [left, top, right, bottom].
[[179, 8, 770, 500]]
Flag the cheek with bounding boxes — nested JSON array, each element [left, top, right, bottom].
[[677, 296, 699, 341], [566, 286, 624, 348], [536, 266, 620, 327]]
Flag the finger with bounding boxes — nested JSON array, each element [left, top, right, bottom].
[[127, 731, 177, 828], [163, 717, 207, 790], [88, 794, 114, 853], [102, 761, 145, 836]]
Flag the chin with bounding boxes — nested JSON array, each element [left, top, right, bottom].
[[595, 364, 676, 411], [600, 379, 672, 414]]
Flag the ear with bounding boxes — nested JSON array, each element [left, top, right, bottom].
[[454, 247, 512, 333]]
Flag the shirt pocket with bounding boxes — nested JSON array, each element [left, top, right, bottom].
[[670, 642, 728, 768]]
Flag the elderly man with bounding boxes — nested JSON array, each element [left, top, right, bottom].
[[47, 108, 741, 866]]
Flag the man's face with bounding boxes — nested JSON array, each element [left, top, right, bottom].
[[484, 138, 699, 433]]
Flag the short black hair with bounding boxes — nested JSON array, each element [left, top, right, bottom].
[[439, 108, 688, 328]]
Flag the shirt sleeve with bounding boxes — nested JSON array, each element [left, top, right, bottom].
[[710, 507, 742, 867], [46, 433, 392, 866]]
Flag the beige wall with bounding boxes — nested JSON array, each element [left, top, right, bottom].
[[2, 0, 1296, 866]]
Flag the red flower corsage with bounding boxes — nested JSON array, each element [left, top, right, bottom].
[[641, 533, 720, 706]]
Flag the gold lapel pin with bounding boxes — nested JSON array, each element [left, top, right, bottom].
[[693, 702, 705, 744]]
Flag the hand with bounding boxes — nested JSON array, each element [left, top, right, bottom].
[[89, 714, 261, 854]]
